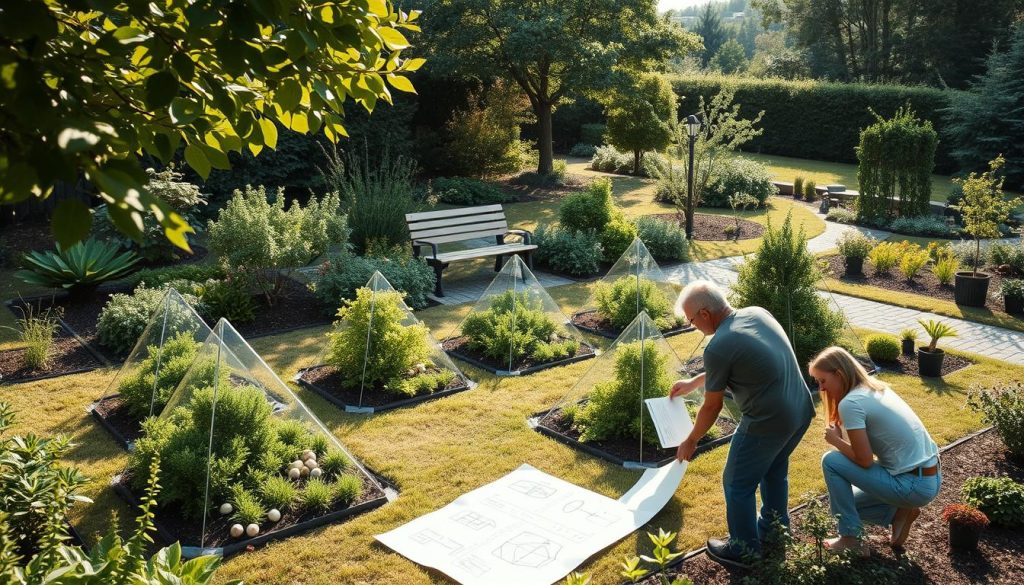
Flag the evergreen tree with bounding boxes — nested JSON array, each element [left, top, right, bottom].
[[696, 3, 727, 67], [713, 38, 748, 73], [943, 25, 1024, 189]]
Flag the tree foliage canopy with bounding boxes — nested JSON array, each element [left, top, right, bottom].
[[605, 73, 676, 175], [0, 0, 422, 249]]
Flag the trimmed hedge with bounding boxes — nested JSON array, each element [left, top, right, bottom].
[[667, 75, 962, 173]]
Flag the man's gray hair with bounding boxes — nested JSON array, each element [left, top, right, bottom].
[[675, 280, 732, 319]]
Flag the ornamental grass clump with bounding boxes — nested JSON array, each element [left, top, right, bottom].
[[594, 276, 676, 331], [868, 241, 906, 273], [6, 303, 61, 371], [325, 288, 435, 396], [899, 245, 930, 281], [461, 290, 570, 364], [933, 254, 960, 285]]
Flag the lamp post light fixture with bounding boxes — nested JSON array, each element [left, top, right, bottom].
[[684, 114, 702, 240]]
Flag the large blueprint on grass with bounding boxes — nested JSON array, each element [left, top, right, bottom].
[[376, 461, 686, 585]]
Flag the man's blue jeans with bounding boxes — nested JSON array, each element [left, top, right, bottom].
[[821, 450, 941, 537], [722, 416, 812, 554]]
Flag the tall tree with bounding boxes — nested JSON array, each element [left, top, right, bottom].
[[695, 3, 728, 67], [713, 38, 748, 73], [0, 0, 422, 249], [423, 0, 697, 175], [604, 74, 676, 175]]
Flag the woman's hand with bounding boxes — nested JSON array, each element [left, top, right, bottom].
[[824, 424, 845, 448]]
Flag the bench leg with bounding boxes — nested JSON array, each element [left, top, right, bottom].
[[526, 252, 534, 270], [494, 255, 503, 272], [431, 263, 446, 297]]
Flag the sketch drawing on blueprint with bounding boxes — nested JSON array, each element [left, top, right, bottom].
[[456, 555, 491, 577], [493, 531, 562, 568], [562, 499, 619, 527], [411, 528, 463, 555], [508, 480, 556, 499], [452, 510, 497, 531]]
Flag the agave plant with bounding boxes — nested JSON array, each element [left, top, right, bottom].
[[16, 238, 140, 295]]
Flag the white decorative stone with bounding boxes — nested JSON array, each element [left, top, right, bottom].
[[290, 460, 303, 470], [230, 524, 244, 538], [415, 363, 427, 373], [304, 459, 319, 470], [246, 523, 259, 537], [301, 449, 315, 462], [267, 508, 281, 522], [310, 468, 323, 479], [288, 467, 301, 480], [219, 503, 233, 515]]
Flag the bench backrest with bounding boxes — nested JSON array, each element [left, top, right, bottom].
[[405, 204, 509, 245]]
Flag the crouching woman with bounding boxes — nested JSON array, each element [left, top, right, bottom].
[[809, 346, 941, 555]]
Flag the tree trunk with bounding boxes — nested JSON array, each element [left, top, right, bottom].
[[535, 100, 554, 175], [634, 150, 642, 175]]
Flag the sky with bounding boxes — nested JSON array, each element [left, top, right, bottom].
[[657, 0, 708, 12]]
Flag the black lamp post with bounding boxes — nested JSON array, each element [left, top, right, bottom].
[[685, 114, 702, 240]]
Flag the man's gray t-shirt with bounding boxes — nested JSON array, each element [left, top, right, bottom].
[[704, 306, 815, 436]]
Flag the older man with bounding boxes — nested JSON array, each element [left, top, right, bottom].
[[671, 280, 814, 569]]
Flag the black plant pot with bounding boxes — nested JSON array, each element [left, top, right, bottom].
[[948, 522, 982, 550], [902, 339, 915, 356], [844, 256, 864, 277], [1006, 295, 1024, 316], [954, 271, 992, 307], [918, 348, 945, 377]]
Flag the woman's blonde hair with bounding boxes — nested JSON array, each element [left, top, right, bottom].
[[810, 346, 888, 425]]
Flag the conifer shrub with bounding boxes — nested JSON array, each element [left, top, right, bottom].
[[117, 331, 202, 419], [732, 214, 844, 368], [864, 334, 901, 363], [301, 478, 335, 514], [320, 450, 353, 480], [594, 276, 678, 331], [333, 474, 363, 507], [461, 290, 569, 364], [260, 476, 299, 512]]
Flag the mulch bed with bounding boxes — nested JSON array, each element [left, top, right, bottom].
[[570, 310, 693, 339], [535, 407, 737, 467], [639, 429, 1024, 585], [822, 255, 1011, 313], [0, 329, 103, 384], [875, 352, 974, 377], [442, 335, 596, 375], [646, 213, 765, 242], [90, 395, 145, 447], [112, 470, 389, 556], [297, 364, 472, 411]]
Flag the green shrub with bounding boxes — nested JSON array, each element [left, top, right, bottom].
[[127, 263, 226, 289], [301, 478, 335, 514], [793, 176, 804, 198], [190, 277, 256, 324], [559, 178, 615, 233], [962, 476, 1024, 528], [594, 276, 676, 332], [230, 485, 265, 525], [968, 384, 1024, 458], [396, 368, 456, 397], [888, 215, 957, 238], [590, 145, 634, 174], [439, 81, 526, 178], [569, 143, 597, 157], [260, 475, 299, 511], [461, 290, 562, 365], [826, 208, 857, 224], [733, 214, 844, 368], [803, 180, 817, 202], [864, 334, 900, 362], [868, 241, 905, 273], [333, 474, 363, 507], [431, 177, 512, 206], [533, 224, 603, 276], [320, 450, 353, 480], [989, 242, 1024, 274], [16, 238, 140, 294], [117, 331, 201, 419], [701, 157, 775, 208], [325, 288, 432, 393], [576, 340, 669, 445], [835, 232, 875, 260], [530, 339, 578, 363], [600, 218, 638, 263], [580, 123, 606, 146], [313, 251, 435, 310], [97, 286, 203, 355], [856, 107, 937, 220], [1002, 279, 1024, 299], [899, 246, 930, 280], [208, 186, 347, 305], [635, 217, 689, 262], [933, 254, 960, 285]]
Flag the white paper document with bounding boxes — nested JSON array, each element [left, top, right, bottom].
[[644, 396, 694, 448], [376, 461, 687, 585]]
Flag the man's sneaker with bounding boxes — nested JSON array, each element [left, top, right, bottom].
[[705, 537, 756, 570]]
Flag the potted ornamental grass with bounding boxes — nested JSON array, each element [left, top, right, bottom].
[[953, 155, 1022, 307], [1002, 278, 1024, 316], [917, 319, 957, 377], [900, 328, 917, 356], [836, 232, 876, 277], [943, 504, 989, 550]]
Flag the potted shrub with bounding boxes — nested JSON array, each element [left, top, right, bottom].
[[953, 156, 1022, 307], [943, 504, 989, 550], [917, 319, 957, 377], [793, 176, 805, 200], [835, 232, 875, 277], [804, 179, 817, 202], [1002, 278, 1024, 315], [899, 328, 917, 356]]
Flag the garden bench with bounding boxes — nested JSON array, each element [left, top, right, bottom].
[[406, 204, 536, 297]]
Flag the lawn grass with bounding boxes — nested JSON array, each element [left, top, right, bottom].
[[3, 277, 1018, 584]]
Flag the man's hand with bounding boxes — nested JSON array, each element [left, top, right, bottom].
[[824, 424, 844, 448], [676, 437, 697, 462], [670, 378, 699, 399]]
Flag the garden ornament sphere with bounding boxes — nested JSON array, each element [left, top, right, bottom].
[[310, 468, 323, 479], [291, 460, 304, 469], [289, 467, 301, 480], [304, 458, 319, 470], [268, 508, 282, 522], [246, 523, 260, 537], [301, 450, 315, 461], [220, 503, 233, 515], [230, 524, 244, 538]]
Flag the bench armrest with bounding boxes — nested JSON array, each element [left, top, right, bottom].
[[505, 229, 532, 245], [411, 240, 439, 260]]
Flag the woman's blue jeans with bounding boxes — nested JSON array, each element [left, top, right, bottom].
[[821, 450, 941, 537]]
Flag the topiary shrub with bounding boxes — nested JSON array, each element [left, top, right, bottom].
[[460, 290, 570, 365], [600, 218, 639, 263], [968, 383, 1024, 458], [864, 334, 901, 363], [732, 213, 844, 368], [575, 340, 668, 445], [117, 331, 202, 419], [559, 178, 615, 233], [594, 276, 677, 331], [324, 288, 438, 397], [701, 157, 775, 208], [961, 476, 1024, 528], [533, 224, 603, 277], [635, 217, 689, 262], [312, 251, 435, 311]]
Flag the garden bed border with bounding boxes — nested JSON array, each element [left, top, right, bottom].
[[570, 310, 695, 340], [87, 395, 135, 452], [295, 367, 477, 414]]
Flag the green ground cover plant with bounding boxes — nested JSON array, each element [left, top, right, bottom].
[[962, 476, 1024, 528], [969, 383, 1024, 458], [4, 304, 61, 370], [461, 290, 576, 365], [313, 250, 435, 311], [431, 177, 513, 206]]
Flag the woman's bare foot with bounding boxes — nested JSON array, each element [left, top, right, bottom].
[[890, 507, 921, 548], [824, 536, 870, 558]]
